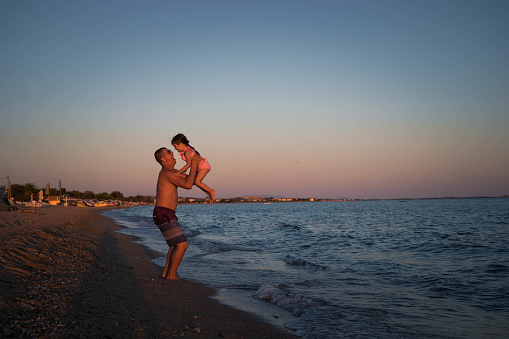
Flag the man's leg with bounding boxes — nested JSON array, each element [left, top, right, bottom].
[[162, 241, 188, 280]]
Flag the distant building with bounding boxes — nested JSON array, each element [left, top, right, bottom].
[[48, 196, 61, 206], [242, 196, 263, 202]]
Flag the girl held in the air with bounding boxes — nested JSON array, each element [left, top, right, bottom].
[[171, 133, 215, 204]]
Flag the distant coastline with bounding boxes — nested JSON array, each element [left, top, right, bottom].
[[2, 182, 506, 206], [177, 195, 509, 205]]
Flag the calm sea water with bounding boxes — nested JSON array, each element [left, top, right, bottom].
[[103, 199, 509, 338]]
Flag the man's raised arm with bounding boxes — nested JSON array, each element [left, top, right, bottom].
[[175, 155, 199, 189]]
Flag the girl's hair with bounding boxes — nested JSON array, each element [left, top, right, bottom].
[[171, 133, 200, 156]]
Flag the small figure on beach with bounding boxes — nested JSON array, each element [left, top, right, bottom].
[[0, 196, 39, 214], [153, 147, 200, 280], [171, 133, 215, 204]]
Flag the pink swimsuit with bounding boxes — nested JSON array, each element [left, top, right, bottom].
[[179, 147, 194, 162], [179, 147, 211, 171]]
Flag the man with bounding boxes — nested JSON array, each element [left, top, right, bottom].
[[153, 147, 199, 280], [0, 195, 11, 211], [0, 195, 37, 213]]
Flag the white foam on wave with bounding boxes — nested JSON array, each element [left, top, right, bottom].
[[252, 282, 316, 317], [252, 283, 404, 338], [211, 288, 297, 334]]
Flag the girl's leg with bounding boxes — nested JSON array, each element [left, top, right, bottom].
[[195, 169, 215, 203]]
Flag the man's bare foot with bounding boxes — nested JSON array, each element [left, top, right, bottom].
[[168, 276, 180, 281]]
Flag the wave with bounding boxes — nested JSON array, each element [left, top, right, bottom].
[[277, 222, 301, 230], [198, 241, 231, 253], [251, 282, 406, 338], [285, 255, 328, 271], [485, 264, 508, 275], [102, 207, 153, 228]]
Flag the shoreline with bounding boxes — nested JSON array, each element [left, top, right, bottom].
[[0, 206, 296, 338], [105, 206, 299, 332]]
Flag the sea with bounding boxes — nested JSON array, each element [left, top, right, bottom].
[[102, 198, 509, 338]]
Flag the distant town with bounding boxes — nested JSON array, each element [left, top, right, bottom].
[[1, 179, 507, 207]]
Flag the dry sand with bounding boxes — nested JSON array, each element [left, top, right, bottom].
[[0, 206, 296, 338]]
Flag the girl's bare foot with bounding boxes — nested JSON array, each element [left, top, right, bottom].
[[209, 190, 215, 204]]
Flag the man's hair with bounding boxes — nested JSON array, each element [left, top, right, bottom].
[[154, 147, 167, 165]]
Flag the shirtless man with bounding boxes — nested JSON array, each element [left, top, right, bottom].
[[153, 147, 199, 280]]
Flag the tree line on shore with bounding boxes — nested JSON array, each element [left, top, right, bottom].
[[7, 183, 152, 203]]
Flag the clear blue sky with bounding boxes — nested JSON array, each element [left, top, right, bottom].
[[1, 0, 508, 199]]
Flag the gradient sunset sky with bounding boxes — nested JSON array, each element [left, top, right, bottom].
[[1, 0, 508, 199]]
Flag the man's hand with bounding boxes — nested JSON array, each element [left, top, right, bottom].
[[174, 171, 186, 178]]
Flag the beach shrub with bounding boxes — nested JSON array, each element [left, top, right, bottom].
[[10, 183, 39, 202]]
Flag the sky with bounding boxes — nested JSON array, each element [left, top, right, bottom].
[[1, 0, 508, 199]]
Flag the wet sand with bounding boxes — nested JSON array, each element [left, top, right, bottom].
[[0, 206, 296, 338]]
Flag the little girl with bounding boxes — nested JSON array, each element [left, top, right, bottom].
[[171, 133, 215, 204]]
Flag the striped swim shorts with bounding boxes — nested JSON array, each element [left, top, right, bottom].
[[152, 206, 187, 247]]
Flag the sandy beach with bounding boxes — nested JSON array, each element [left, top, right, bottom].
[[0, 206, 295, 338]]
